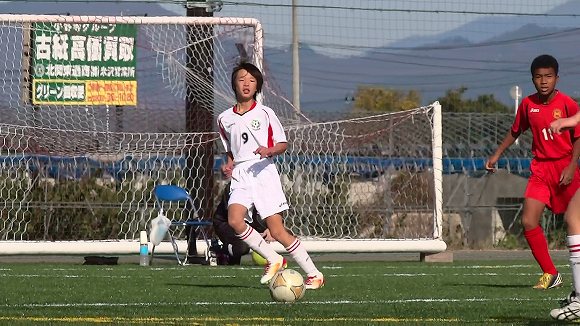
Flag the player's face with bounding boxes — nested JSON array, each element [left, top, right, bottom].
[[532, 67, 558, 98], [234, 69, 258, 102]]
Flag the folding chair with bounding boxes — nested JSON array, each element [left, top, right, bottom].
[[152, 184, 212, 265]]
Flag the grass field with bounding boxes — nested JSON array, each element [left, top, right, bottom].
[[0, 255, 576, 325]]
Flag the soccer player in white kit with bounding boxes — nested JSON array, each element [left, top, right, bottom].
[[217, 62, 324, 289]]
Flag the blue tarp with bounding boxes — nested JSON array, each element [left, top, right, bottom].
[[0, 154, 533, 180]]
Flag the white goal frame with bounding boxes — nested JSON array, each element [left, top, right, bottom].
[[0, 14, 445, 256], [0, 102, 445, 256]]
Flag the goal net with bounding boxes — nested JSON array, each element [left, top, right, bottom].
[[0, 14, 444, 255]]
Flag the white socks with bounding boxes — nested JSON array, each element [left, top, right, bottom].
[[237, 225, 281, 262], [567, 234, 580, 295], [237, 225, 321, 276], [286, 238, 320, 276]]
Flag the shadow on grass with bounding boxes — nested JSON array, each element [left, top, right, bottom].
[[489, 317, 571, 325], [448, 283, 530, 289], [468, 283, 530, 289], [166, 282, 262, 289]]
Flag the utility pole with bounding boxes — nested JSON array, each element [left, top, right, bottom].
[[185, 0, 217, 261], [292, 0, 301, 113]]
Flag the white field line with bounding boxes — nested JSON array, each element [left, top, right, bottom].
[[0, 296, 563, 309], [0, 264, 568, 273], [0, 271, 566, 279]]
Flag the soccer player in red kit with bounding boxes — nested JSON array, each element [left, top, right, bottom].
[[217, 62, 324, 289], [486, 54, 580, 289]]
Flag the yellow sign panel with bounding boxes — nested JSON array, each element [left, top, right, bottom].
[[86, 80, 137, 106], [33, 80, 137, 106]]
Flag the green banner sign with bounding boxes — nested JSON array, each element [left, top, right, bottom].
[[31, 22, 137, 105]]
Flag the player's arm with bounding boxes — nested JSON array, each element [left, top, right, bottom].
[[487, 100, 527, 172], [485, 130, 519, 172], [221, 151, 234, 178], [254, 142, 287, 159], [561, 137, 580, 185], [254, 109, 288, 159], [551, 112, 580, 134]]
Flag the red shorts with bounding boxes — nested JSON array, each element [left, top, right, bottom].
[[525, 156, 580, 214]]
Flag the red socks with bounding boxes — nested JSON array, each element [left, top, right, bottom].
[[524, 226, 557, 275]]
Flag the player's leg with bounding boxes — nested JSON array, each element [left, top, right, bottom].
[[252, 162, 324, 288], [229, 203, 282, 267], [551, 190, 580, 320], [228, 164, 285, 281], [523, 198, 561, 289], [265, 213, 324, 289], [524, 165, 561, 289]]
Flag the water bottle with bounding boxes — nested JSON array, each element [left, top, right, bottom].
[[139, 230, 149, 266]]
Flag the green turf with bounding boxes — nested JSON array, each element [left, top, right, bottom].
[[0, 259, 575, 325]]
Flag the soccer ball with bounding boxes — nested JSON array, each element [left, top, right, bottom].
[[268, 268, 305, 303]]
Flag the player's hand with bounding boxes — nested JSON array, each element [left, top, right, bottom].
[[560, 163, 576, 186], [261, 229, 275, 242], [550, 117, 576, 134], [550, 119, 566, 134], [254, 146, 273, 159], [221, 162, 234, 178], [484, 156, 498, 173]]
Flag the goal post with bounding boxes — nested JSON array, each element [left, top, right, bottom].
[[0, 14, 445, 255]]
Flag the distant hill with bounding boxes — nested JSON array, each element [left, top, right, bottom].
[[267, 0, 580, 112], [2, 1, 580, 114]]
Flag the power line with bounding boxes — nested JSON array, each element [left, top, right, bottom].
[[222, 2, 580, 17], [298, 27, 580, 52], [16, 0, 580, 18]]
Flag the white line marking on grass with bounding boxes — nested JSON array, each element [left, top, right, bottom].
[[2, 271, 554, 281], [319, 264, 540, 270], [0, 274, 241, 280], [0, 296, 563, 309]]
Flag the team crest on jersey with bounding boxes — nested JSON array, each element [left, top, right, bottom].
[[553, 109, 563, 119], [250, 119, 261, 130]]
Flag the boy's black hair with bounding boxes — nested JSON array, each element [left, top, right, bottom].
[[231, 62, 263, 100], [530, 54, 559, 75]]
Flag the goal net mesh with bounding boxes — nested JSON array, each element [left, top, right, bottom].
[[0, 15, 441, 250]]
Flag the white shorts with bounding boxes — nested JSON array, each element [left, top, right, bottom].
[[228, 158, 289, 219]]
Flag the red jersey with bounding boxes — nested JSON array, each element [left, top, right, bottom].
[[511, 91, 580, 160]]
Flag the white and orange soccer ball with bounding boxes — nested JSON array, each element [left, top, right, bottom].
[[268, 268, 305, 303]]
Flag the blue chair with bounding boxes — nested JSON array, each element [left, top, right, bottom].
[[152, 185, 212, 265]]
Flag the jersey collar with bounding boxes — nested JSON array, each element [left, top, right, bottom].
[[233, 100, 257, 115]]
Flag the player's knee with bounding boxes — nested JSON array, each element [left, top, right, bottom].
[[268, 227, 290, 242], [228, 218, 247, 234], [565, 210, 580, 228], [521, 216, 540, 230]]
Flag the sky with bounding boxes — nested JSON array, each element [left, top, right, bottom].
[[2, 0, 579, 111], [160, 0, 573, 57]]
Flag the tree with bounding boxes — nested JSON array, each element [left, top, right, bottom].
[[436, 87, 510, 113], [353, 86, 421, 112]]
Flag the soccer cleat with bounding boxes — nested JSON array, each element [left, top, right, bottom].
[[533, 272, 562, 290], [551, 296, 580, 321], [561, 291, 577, 307], [260, 256, 287, 284], [305, 273, 325, 290]]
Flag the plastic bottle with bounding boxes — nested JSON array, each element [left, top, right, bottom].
[[139, 230, 149, 266]]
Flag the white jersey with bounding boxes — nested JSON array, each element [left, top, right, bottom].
[[217, 102, 287, 163]]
